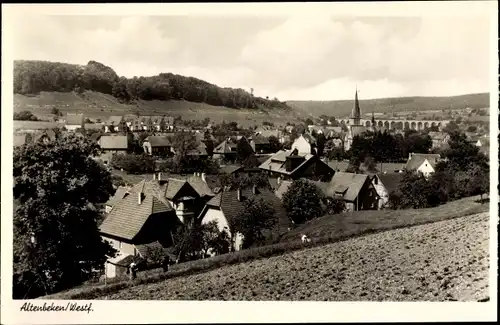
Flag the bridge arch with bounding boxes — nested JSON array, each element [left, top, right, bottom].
[[404, 121, 410, 129], [365, 121, 371, 127], [396, 121, 403, 130], [417, 122, 423, 130], [378, 121, 383, 127], [424, 122, 429, 129], [384, 121, 390, 129], [410, 122, 416, 130]]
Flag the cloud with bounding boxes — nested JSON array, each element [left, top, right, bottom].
[[10, 13, 490, 100]]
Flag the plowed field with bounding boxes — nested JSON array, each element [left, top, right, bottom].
[[108, 212, 490, 301]]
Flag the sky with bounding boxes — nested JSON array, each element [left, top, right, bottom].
[[10, 14, 491, 101]]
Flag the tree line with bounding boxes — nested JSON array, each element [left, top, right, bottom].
[[14, 60, 289, 110]]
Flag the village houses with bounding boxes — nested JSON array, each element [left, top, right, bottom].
[[97, 135, 129, 165], [404, 153, 441, 177]]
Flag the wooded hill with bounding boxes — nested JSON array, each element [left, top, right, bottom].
[[288, 93, 489, 118], [13, 60, 290, 111]]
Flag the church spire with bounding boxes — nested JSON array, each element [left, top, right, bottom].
[[350, 87, 361, 125]]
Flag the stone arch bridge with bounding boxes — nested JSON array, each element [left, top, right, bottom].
[[338, 119, 451, 131]]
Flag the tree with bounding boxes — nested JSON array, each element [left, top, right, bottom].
[[304, 118, 314, 126], [231, 198, 277, 249], [14, 111, 39, 121], [466, 125, 478, 133], [323, 197, 346, 215], [363, 156, 377, 173], [282, 179, 324, 224], [346, 157, 361, 173], [268, 135, 282, 152], [13, 134, 116, 298], [443, 120, 460, 134], [51, 107, 63, 116]]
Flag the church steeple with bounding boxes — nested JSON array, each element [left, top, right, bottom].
[[350, 87, 361, 126]]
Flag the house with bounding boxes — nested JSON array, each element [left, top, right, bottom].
[[259, 149, 334, 182], [405, 153, 441, 177], [250, 135, 273, 154], [198, 186, 292, 252], [64, 113, 84, 132], [143, 136, 173, 156], [105, 116, 128, 133], [104, 186, 131, 213], [99, 180, 182, 277], [371, 173, 404, 209], [213, 136, 254, 162], [428, 132, 450, 149], [314, 172, 379, 212], [98, 135, 129, 165], [153, 174, 215, 224], [291, 134, 316, 155]]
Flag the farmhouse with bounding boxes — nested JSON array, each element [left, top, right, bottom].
[[198, 186, 291, 252], [64, 113, 84, 132], [405, 153, 441, 177], [143, 136, 173, 156], [99, 180, 182, 277], [259, 149, 334, 181], [371, 173, 404, 209], [314, 172, 379, 212], [98, 135, 129, 165]]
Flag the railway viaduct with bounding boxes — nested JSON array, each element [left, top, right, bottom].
[[337, 118, 451, 131]]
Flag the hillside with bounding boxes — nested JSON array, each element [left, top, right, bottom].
[[13, 60, 292, 119], [288, 93, 490, 118], [107, 212, 489, 301]]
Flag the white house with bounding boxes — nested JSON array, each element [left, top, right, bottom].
[[198, 186, 291, 254], [405, 153, 441, 178], [291, 134, 316, 155]]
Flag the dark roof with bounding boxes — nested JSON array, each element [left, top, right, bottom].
[[99, 180, 174, 240], [314, 172, 369, 202], [145, 136, 172, 147], [99, 135, 128, 150], [252, 135, 270, 145], [376, 173, 404, 194], [204, 187, 292, 236], [219, 165, 243, 175]]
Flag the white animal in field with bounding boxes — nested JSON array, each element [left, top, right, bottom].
[[301, 234, 311, 243]]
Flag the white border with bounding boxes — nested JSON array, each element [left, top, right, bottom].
[[1, 2, 498, 324]]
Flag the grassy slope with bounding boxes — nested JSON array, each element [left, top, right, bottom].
[[14, 91, 300, 128], [44, 195, 488, 300], [288, 93, 490, 118], [107, 212, 489, 301]]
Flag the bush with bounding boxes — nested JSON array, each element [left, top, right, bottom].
[[14, 111, 39, 121], [110, 153, 155, 174]]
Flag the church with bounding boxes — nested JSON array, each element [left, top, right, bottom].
[[343, 89, 375, 151]]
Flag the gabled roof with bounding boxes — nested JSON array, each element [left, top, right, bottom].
[[99, 135, 128, 150], [66, 113, 84, 126], [213, 138, 238, 154], [105, 186, 131, 208], [259, 149, 329, 176], [315, 172, 369, 202], [405, 153, 441, 171], [145, 136, 172, 147], [99, 180, 174, 240], [204, 187, 292, 236], [219, 165, 243, 175], [375, 173, 404, 194]]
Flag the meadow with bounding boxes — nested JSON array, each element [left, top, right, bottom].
[[44, 195, 489, 300]]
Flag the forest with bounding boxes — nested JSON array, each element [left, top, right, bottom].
[[13, 60, 290, 110]]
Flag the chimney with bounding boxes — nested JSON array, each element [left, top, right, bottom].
[[237, 188, 242, 201], [201, 172, 206, 182], [277, 177, 282, 186], [137, 192, 142, 205], [252, 185, 257, 195]]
